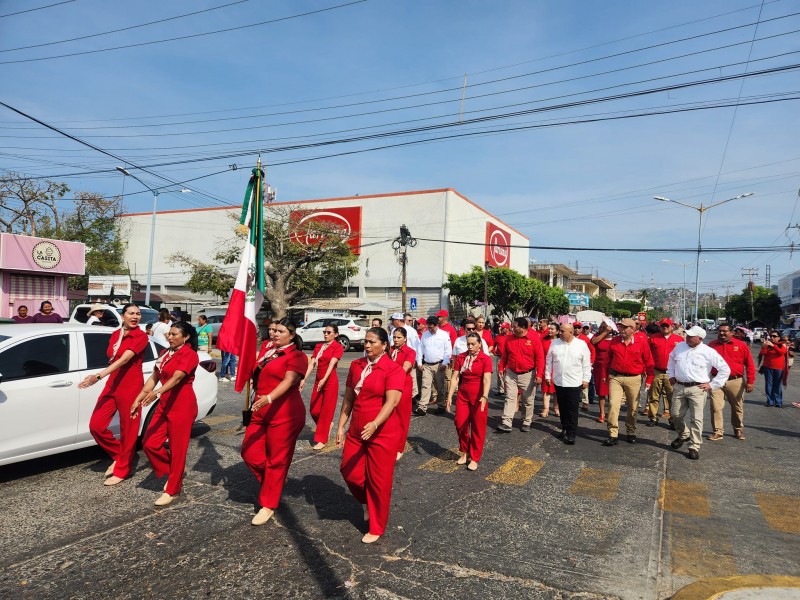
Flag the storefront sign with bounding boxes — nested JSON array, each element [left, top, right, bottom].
[[88, 275, 132, 297], [289, 207, 362, 255], [0, 233, 85, 275], [485, 222, 511, 268], [32, 241, 62, 269]]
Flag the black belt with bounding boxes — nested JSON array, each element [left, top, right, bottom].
[[610, 370, 639, 377], [423, 360, 442, 365], [511, 369, 533, 375], [728, 375, 743, 380], [677, 381, 702, 387]]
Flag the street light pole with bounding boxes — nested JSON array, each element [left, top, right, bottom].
[[116, 166, 190, 306], [654, 192, 753, 324], [662, 259, 688, 325]]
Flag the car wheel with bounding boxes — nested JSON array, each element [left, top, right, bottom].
[[337, 335, 351, 352], [137, 399, 159, 450]]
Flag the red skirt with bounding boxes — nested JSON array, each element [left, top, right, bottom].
[[593, 365, 609, 396]]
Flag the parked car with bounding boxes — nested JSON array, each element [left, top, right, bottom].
[[69, 303, 160, 331], [0, 324, 217, 467], [296, 316, 370, 352], [752, 328, 766, 343], [204, 314, 225, 338]]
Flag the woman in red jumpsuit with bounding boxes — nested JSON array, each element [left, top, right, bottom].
[[446, 333, 493, 471], [80, 304, 149, 487], [241, 318, 308, 526], [591, 322, 614, 423], [131, 321, 199, 506], [301, 324, 344, 450], [337, 327, 404, 544], [539, 323, 559, 418], [390, 327, 416, 460]]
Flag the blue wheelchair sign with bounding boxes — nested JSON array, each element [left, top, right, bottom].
[[409, 297, 417, 311]]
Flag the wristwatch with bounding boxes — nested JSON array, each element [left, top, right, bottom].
[[95, 373, 102, 381]]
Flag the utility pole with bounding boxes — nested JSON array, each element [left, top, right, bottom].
[[742, 268, 758, 323], [392, 225, 417, 312], [484, 261, 489, 319]]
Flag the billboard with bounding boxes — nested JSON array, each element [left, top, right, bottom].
[[289, 207, 362, 255], [565, 292, 590, 307], [485, 222, 511, 268]]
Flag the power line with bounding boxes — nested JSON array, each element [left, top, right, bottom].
[[0, 0, 75, 19]]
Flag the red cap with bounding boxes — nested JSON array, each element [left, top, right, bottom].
[[436, 309, 449, 317], [501, 322, 511, 329], [417, 317, 427, 325], [572, 321, 582, 328], [659, 318, 674, 326]]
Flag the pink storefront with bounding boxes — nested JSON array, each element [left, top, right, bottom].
[[0, 233, 85, 319]]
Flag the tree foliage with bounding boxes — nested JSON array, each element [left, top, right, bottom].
[[725, 285, 781, 326], [589, 294, 615, 315], [173, 205, 359, 318], [0, 172, 69, 236]]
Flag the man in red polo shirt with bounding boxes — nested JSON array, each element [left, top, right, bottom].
[[646, 318, 683, 427], [435, 310, 457, 347], [603, 318, 654, 446], [707, 323, 756, 440], [537, 318, 550, 340], [497, 317, 544, 433]]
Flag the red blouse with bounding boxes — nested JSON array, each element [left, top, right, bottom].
[[156, 344, 199, 402], [346, 354, 405, 404], [256, 346, 308, 396], [312, 341, 344, 380], [107, 327, 149, 388], [390, 343, 416, 370]]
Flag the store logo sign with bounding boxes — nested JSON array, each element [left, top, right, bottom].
[[32, 241, 62, 269], [290, 207, 362, 255], [485, 222, 511, 267]]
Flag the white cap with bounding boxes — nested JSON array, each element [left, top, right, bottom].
[[390, 312, 404, 321], [684, 326, 707, 339]]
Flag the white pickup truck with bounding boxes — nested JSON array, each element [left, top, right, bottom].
[[69, 303, 160, 330]]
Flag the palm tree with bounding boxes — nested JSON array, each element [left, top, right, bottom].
[[638, 288, 649, 311]]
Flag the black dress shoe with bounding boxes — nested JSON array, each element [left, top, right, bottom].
[[496, 424, 512, 433], [434, 407, 447, 415], [687, 448, 700, 460], [565, 435, 576, 445], [557, 429, 566, 439], [626, 435, 637, 444], [520, 424, 530, 432], [414, 407, 427, 416], [646, 420, 657, 427], [670, 437, 685, 449], [602, 437, 618, 446]]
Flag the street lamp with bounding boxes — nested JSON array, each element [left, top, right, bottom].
[[662, 258, 708, 325], [653, 192, 753, 324], [115, 166, 190, 306]]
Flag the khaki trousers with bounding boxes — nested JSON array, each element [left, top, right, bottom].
[[647, 371, 674, 421], [673, 383, 708, 451], [710, 377, 745, 435], [418, 364, 447, 412], [607, 374, 641, 438], [502, 370, 536, 427]]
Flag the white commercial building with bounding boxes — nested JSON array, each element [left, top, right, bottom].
[[117, 188, 529, 316]]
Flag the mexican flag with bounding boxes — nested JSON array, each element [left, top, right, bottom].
[[216, 163, 266, 393]]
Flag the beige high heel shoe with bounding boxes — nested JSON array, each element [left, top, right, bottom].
[[362, 533, 381, 544], [456, 452, 468, 465], [154, 493, 176, 507], [251, 507, 274, 526]]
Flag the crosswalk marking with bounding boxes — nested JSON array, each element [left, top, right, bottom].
[[659, 480, 709, 518], [755, 493, 800, 534], [569, 468, 621, 501], [669, 515, 738, 577], [418, 448, 463, 474], [485, 457, 544, 486]]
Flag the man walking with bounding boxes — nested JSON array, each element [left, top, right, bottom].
[[415, 316, 452, 416], [668, 326, 730, 460], [646, 318, 683, 427], [497, 317, 544, 433], [707, 324, 754, 441], [545, 323, 591, 445], [603, 318, 654, 446]]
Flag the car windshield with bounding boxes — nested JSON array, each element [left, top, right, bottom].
[[117, 307, 159, 324]]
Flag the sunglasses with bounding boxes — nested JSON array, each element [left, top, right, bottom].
[[324, 330, 335, 335], [465, 327, 476, 331], [770, 334, 780, 338]]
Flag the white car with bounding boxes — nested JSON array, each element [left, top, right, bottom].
[[0, 324, 218, 467], [297, 316, 370, 352], [69, 303, 160, 331]]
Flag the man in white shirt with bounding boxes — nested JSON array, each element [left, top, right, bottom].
[[667, 326, 731, 460], [545, 323, 591, 445], [415, 315, 452, 416], [452, 318, 489, 356]]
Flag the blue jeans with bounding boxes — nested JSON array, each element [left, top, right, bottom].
[[220, 352, 237, 379], [763, 367, 783, 406]]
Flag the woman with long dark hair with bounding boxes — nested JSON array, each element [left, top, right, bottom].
[[131, 320, 200, 506], [337, 327, 404, 543], [390, 326, 416, 460], [301, 323, 344, 450], [79, 304, 149, 486], [241, 318, 308, 526], [446, 333, 493, 470]]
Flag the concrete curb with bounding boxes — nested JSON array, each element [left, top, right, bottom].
[[671, 575, 800, 599]]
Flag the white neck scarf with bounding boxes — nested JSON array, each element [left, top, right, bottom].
[[460, 351, 479, 373], [315, 341, 332, 359], [156, 343, 184, 369], [391, 343, 405, 361], [354, 353, 384, 396], [257, 342, 294, 364], [111, 327, 134, 362]]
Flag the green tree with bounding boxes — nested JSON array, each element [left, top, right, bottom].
[[444, 266, 530, 318], [527, 281, 569, 318], [725, 285, 782, 326], [589, 294, 615, 315], [616, 300, 642, 315]]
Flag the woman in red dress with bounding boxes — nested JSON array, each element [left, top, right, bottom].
[[591, 322, 614, 423], [337, 327, 404, 543], [390, 327, 416, 460], [447, 333, 493, 470], [539, 323, 559, 418], [241, 318, 308, 526], [301, 324, 344, 450], [131, 321, 199, 506], [80, 304, 149, 487]]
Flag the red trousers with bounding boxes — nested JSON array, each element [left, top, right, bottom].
[[89, 389, 140, 479], [340, 409, 401, 536], [454, 386, 488, 462], [309, 375, 338, 444], [241, 395, 305, 509], [142, 392, 197, 496], [396, 379, 413, 453]]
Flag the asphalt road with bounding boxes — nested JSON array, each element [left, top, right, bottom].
[[1, 348, 798, 599]]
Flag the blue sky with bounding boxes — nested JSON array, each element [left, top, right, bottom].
[[1, 0, 798, 296]]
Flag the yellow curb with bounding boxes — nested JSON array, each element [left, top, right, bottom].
[[672, 575, 800, 600]]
